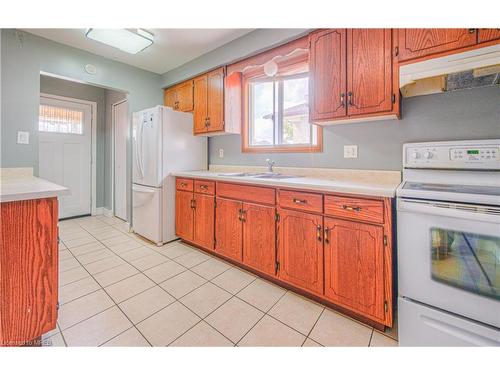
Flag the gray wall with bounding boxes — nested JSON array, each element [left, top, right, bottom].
[[40, 75, 107, 207], [1, 29, 163, 219], [162, 29, 309, 87], [209, 86, 500, 171]]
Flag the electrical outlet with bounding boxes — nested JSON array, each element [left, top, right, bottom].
[[17, 131, 30, 145], [219, 148, 224, 158], [344, 145, 358, 158]]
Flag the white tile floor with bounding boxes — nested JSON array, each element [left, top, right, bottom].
[[43, 215, 398, 347]]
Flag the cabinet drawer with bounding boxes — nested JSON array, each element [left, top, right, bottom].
[[194, 180, 215, 195], [176, 178, 193, 191], [279, 190, 323, 213], [216, 182, 275, 205], [324, 195, 384, 224]]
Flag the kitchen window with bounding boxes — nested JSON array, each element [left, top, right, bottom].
[[39, 104, 84, 134], [244, 73, 322, 153]]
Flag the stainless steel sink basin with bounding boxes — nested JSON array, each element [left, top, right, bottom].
[[252, 173, 299, 179], [217, 172, 265, 177]]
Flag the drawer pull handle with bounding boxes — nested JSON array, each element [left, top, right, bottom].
[[342, 205, 361, 212], [324, 227, 330, 244], [293, 198, 307, 204], [199, 184, 208, 190], [316, 225, 322, 242], [180, 182, 187, 187]]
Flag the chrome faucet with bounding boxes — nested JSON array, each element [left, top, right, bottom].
[[266, 159, 275, 173]]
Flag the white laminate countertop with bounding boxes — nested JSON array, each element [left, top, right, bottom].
[[0, 176, 69, 203], [171, 169, 401, 198]]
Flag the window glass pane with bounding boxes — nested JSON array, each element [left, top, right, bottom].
[[249, 81, 274, 146], [39, 104, 84, 134], [430, 228, 499, 300], [282, 77, 313, 145]]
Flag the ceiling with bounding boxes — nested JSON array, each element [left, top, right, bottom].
[[23, 29, 255, 74]]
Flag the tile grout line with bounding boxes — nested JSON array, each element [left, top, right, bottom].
[[303, 307, 325, 346]]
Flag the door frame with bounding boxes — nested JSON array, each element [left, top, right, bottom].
[[39, 93, 98, 216], [110, 98, 129, 222]]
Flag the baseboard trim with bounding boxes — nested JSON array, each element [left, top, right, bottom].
[[103, 208, 113, 218], [93, 207, 104, 216]]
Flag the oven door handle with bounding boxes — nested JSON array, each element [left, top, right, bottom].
[[398, 198, 500, 224]]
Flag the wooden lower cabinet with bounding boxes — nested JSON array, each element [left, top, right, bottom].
[[0, 198, 59, 346], [324, 217, 386, 323], [175, 190, 194, 241], [193, 193, 215, 250], [242, 203, 276, 276], [215, 197, 242, 261], [277, 209, 324, 295], [478, 28, 500, 43]]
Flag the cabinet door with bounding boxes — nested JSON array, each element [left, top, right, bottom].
[[193, 193, 215, 250], [1, 198, 58, 346], [309, 29, 347, 122], [242, 203, 276, 276], [207, 67, 225, 133], [398, 29, 477, 62], [193, 74, 208, 134], [176, 80, 194, 112], [175, 190, 194, 241], [324, 217, 385, 322], [277, 209, 323, 294], [164, 87, 176, 109], [478, 28, 500, 43], [215, 198, 242, 261], [347, 29, 393, 116]]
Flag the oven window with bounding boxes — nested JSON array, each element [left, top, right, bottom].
[[431, 228, 499, 300]]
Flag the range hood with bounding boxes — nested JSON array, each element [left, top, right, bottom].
[[399, 43, 500, 97]]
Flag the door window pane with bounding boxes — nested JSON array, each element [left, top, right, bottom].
[[431, 228, 499, 300], [39, 104, 84, 134]]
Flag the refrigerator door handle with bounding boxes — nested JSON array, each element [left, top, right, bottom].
[[137, 120, 145, 178]]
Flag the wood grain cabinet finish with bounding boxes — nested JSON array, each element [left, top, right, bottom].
[[242, 203, 276, 276], [309, 29, 347, 121], [193, 193, 215, 250], [398, 28, 478, 62], [163, 80, 194, 112], [193, 74, 209, 134], [324, 218, 385, 322], [478, 28, 500, 43], [175, 190, 194, 241], [277, 209, 324, 295], [206, 68, 225, 133], [324, 195, 384, 224], [194, 180, 215, 195], [347, 29, 393, 116], [215, 197, 243, 261], [278, 189, 323, 214], [176, 178, 194, 192], [1, 198, 58, 346]]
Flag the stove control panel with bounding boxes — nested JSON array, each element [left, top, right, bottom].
[[404, 140, 500, 169]]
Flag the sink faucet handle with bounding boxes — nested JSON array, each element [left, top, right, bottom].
[[265, 159, 275, 172]]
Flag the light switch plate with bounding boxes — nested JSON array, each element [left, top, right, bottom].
[[17, 131, 30, 144], [219, 148, 224, 158], [344, 145, 358, 158]]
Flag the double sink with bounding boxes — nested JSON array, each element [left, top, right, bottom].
[[218, 172, 299, 180]]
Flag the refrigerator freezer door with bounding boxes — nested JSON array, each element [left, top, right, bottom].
[[132, 108, 162, 187], [132, 184, 162, 245]]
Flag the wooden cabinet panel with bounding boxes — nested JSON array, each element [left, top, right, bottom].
[[215, 198, 242, 261], [194, 180, 215, 195], [324, 195, 384, 224], [175, 190, 194, 241], [216, 182, 275, 206], [398, 28, 477, 62], [277, 209, 323, 295], [207, 67, 225, 133], [193, 74, 208, 134], [478, 28, 500, 43], [278, 189, 323, 214], [309, 29, 347, 121], [176, 178, 194, 192], [347, 29, 393, 116], [1, 198, 58, 346], [242, 203, 276, 276], [176, 80, 194, 112], [164, 88, 176, 108], [193, 193, 215, 250], [324, 218, 385, 322]]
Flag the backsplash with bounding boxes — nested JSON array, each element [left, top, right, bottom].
[[209, 85, 500, 171]]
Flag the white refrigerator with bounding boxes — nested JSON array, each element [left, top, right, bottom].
[[132, 106, 207, 245]]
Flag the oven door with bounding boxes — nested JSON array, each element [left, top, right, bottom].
[[397, 198, 500, 328]]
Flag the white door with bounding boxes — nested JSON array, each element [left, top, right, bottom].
[[39, 96, 92, 219], [113, 100, 128, 221]]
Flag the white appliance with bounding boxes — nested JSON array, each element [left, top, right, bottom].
[[132, 106, 207, 245], [397, 139, 500, 346]]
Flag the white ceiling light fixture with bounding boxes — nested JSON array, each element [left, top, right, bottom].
[[85, 29, 154, 54]]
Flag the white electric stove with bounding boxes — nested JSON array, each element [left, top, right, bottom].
[[396, 139, 500, 346]]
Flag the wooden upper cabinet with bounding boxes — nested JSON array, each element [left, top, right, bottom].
[[193, 193, 215, 250], [478, 28, 500, 43], [324, 217, 385, 322], [242, 203, 276, 276], [215, 197, 243, 261], [164, 87, 176, 108], [347, 29, 393, 116], [277, 209, 323, 295], [398, 28, 477, 62], [206, 67, 225, 133], [175, 190, 194, 241], [309, 29, 347, 122], [164, 80, 194, 112], [193, 74, 208, 134]]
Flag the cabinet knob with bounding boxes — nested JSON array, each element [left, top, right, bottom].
[[200, 184, 208, 190], [468, 28, 477, 34]]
